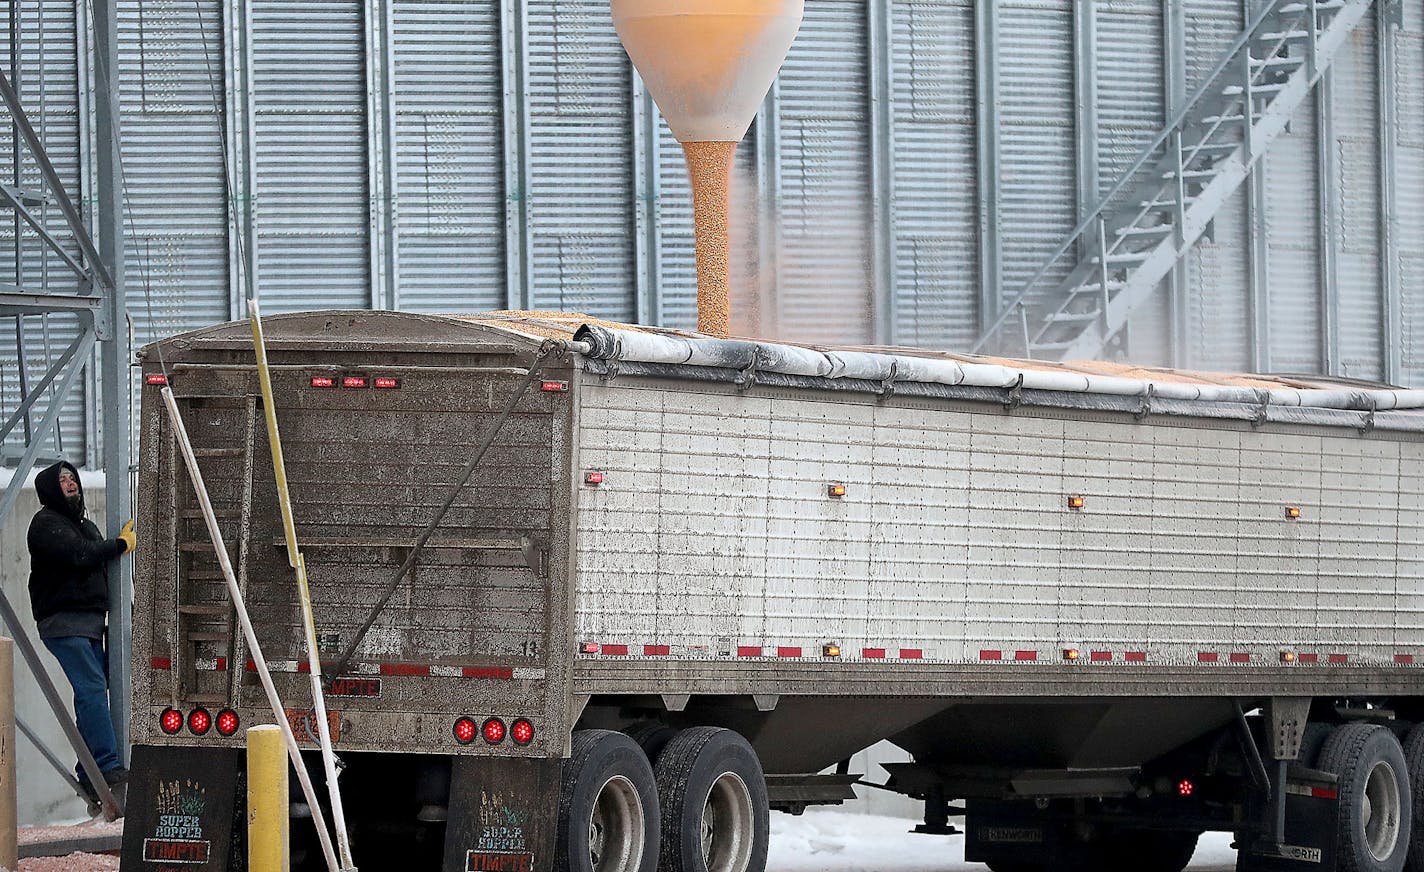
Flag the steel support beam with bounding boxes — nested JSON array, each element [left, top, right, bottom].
[[867, 0, 897, 346], [222, 0, 257, 317], [754, 89, 784, 338], [630, 73, 663, 327], [0, 69, 111, 292], [1073, 0, 1099, 229], [0, 287, 101, 317], [0, 182, 91, 280], [0, 330, 84, 445], [1378, 0, 1402, 384], [90, 0, 132, 760], [975, 1, 1003, 334], [1316, 72, 1340, 374], [1243, 0, 1272, 373], [17, 713, 87, 798], [1164, 0, 1189, 367], [364, 0, 398, 311], [500, 0, 534, 311]]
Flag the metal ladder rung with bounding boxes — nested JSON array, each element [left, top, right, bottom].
[[1163, 169, 1218, 180], [192, 447, 245, 459], [1257, 30, 1312, 42], [1046, 311, 1101, 325], [1091, 252, 1151, 265], [1115, 226, 1173, 237], [179, 508, 241, 519], [1250, 56, 1304, 69], [1221, 83, 1288, 97], [1186, 142, 1241, 155], [1279, 0, 1344, 11], [183, 630, 232, 642]]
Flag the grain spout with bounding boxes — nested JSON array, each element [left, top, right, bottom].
[[685, 140, 738, 339]]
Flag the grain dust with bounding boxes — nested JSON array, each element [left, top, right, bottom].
[[684, 140, 738, 338]]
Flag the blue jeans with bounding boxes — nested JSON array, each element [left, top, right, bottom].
[[42, 635, 121, 780]]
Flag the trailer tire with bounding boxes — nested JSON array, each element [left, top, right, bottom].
[[1403, 725, 1424, 872], [625, 722, 678, 766], [654, 727, 769, 872], [1318, 723, 1412, 872], [556, 729, 660, 872], [1301, 722, 1337, 767]]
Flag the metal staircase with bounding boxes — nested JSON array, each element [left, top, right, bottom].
[[973, 0, 1376, 361]]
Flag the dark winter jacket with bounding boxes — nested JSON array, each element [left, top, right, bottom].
[[27, 461, 123, 626]]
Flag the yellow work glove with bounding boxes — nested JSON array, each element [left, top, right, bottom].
[[118, 519, 136, 554]]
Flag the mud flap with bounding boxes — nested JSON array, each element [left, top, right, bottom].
[[1236, 779, 1339, 871], [119, 744, 245, 872], [442, 756, 561, 872], [963, 800, 1062, 865]]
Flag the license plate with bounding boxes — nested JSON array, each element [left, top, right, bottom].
[[284, 708, 341, 743]]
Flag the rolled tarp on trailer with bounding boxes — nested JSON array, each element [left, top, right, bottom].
[[571, 324, 1424, 413]]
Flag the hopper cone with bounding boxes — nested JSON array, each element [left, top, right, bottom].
[[613, 0, 803, 143]]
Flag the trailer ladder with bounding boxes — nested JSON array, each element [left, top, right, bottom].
[[973, 0, 1377, 362], [167, 395, 259, 707]]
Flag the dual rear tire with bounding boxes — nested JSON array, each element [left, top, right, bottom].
[[555, 727, 768, 872]]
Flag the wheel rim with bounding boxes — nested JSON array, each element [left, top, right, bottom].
[[701, 772, 754, 872], [588, 775, 644, 872], [1362, 759, 1402, 862]]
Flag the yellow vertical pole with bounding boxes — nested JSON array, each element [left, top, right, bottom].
[[0, 637, 17, 872], [247, 724, 290, 872]]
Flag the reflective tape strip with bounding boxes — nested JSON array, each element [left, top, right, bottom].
[[777, 647, 803, 658], [980, 650, 1003, 661], [863, 648, 887, 659], [1014, 650, 1037, 662], [1125, 652, 1147, 663], [899, 649, 923, 660], [737, 646, 763, 658], [1090, 651, 1112, 662], [1328, 653, 1348, 664], [1197, 652, 1219, 663], [1396, 654, 1415, 665]]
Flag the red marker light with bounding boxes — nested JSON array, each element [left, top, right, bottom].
[[188, 708, 212, 736], [483, 718, 506, 745], [585, 472, 604, 486], [453, 717, 478, 745], [160, 708, 184, 735], [311, 376, 335, 388], [146, 374, 168, 386], [579, 642, 600, 655], [342, 376, 367, 389], [216, 710, 240, 736], [374, 377, 399, 389], [511, 719, 534, 746], [542, 381, 568, 393], [1177, 779, 1194, 797]]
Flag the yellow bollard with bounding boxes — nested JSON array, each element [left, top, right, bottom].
[[0, 637, 16, 872], [247, 724, 290, 872]]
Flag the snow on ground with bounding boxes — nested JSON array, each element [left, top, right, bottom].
[[768, 808, 1238, 871]]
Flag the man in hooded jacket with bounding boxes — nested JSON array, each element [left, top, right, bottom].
[[27, 460, 135, 801]]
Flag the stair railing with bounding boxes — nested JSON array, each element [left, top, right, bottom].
[[970, 0, 1301, 356]]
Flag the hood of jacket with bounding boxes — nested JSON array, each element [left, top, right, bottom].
[[34, 460, 84, 520]]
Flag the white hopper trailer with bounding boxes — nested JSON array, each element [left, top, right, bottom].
[[120, 310, 1424, 872]]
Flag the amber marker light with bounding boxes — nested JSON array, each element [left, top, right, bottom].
[[822, 643, 842, 658], [1281, 651, 1298, 664], [1063, 648, 1081, 661], [1285, 506, 1302, 519], [1067, 496, 1086, 510], [828, 484, 847, 499]]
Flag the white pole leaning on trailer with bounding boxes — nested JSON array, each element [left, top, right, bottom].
[[159, 387, 343, 872], [246, 299, 356, 872]]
